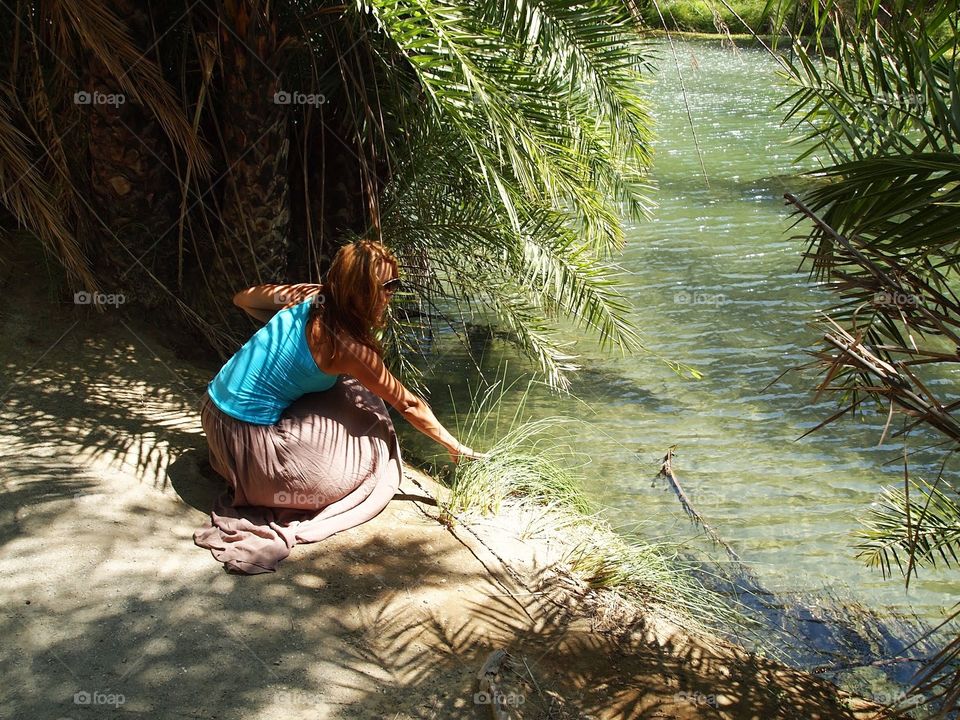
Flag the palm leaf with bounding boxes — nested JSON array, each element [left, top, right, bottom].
[[0, 88, 97, 294], [776, 4, 960, 714], [50, 0, 213, 177], [855, 476, 960, 579]]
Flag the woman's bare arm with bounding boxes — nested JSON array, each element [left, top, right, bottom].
[[233, 283, 323, 322], [332, 337, 479, 460]]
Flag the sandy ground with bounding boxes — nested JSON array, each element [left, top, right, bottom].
[[0, 245, 900, 719]]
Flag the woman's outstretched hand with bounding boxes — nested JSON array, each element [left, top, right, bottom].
[[448, 443, 489, 464]]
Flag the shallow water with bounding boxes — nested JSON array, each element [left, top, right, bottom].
[[397, 39, 959, 636]]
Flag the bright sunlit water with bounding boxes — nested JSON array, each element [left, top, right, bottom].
[[396, 39, 959, 635]]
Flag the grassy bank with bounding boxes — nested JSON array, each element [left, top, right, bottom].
[[402, 366, 952, 716], [641, 28, 790, 46], [430, 373, 747, 637], [635, 0, 772, 34]]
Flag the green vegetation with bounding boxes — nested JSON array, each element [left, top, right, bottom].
[[775, 0, 960, 714], [0, 0, 658, 393], [634, 0, 773, 33]]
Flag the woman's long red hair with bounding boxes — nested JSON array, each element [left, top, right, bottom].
[[310, 239, 398, 356]]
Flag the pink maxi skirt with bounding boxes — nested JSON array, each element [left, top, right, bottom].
[[193, 375, 403, 574]]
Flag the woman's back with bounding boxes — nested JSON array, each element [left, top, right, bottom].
[[208, 299, 340, 424]]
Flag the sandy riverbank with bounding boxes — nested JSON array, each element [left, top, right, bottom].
[[0, 246, 898, 719]]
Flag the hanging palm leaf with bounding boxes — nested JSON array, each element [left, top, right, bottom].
[[774, 1, 960, 713]]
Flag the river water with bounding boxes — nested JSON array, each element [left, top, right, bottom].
[[397, 39, 958, 651]]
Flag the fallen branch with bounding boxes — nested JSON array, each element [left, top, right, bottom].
[[656, 447, 742, 564]]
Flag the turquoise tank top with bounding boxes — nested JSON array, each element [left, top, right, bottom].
[[207, 298, 340, 424]]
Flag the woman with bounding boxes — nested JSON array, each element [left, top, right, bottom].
[[194, 239, 482, 574]]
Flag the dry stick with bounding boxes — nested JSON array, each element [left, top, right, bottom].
[[879, 398, 896, 448], [814, 653, 932, 674], [476, 649, 510, 720], [823, 332, 899, 381], [520, 655, 545, 703], [782, 196, 960, 441], [655, 447, 832, 646], [822, 332, 960, 440], [657, 447, 742, 564], [654, 449, 804, 647], [820, 315, 902, 377], [657, 449, 935, 678], [903, 442, 917, 591]]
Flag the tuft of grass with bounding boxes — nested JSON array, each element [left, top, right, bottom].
[[564, 527, 732, 622], [446, 415, 592, 516], [439, 365, 749, 634]]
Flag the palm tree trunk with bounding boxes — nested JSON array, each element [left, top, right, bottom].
[[287, 113, 371, 277], [83, 0, 180, 309], [211, 0, 290, 303], [286, 14, 390, 279]]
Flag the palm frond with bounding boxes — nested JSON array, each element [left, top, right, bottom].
[[777, 5, 960, 714], [855, 476, 960, 579], [778, 1, 960, 163], [376, 109, 645, 389], [0, 88, 97, 293], [50, 0, 213, 177], [353, 0, 655, 254]]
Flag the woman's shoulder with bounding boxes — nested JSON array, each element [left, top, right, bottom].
[[304, 312, 365, 368], [328, 331, 382, 375]]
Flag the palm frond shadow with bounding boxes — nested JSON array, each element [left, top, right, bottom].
[[2, 513, 564, 718], [0, 314, 211, 492]]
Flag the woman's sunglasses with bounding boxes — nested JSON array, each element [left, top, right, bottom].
[[382, 277, 403, 293]]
